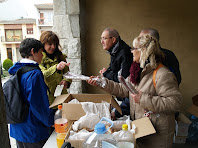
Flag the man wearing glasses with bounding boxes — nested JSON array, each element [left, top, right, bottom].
[[99, 28, 133, 118]]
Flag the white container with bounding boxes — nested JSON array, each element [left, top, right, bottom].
[[116, 124, 134, 148], [83, 117, 117, 148]]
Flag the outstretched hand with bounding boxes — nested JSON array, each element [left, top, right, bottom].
[[86, 76, 98, 86], [99, 68, 106, 76], [57, 61, 70, 70], [59, 80, 68, 89]]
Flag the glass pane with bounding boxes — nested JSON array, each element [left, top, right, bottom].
[[14, 30, 22, 41], [7, 48, 12, 60], [5, 30, 14, 42]]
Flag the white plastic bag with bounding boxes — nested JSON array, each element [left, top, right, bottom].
[[72, 113, 100, 131]]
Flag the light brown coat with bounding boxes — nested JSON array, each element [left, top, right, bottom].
[[102, 64, 182, 148]]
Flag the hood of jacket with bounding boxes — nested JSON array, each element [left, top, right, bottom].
[[8, 62, 39, 75]]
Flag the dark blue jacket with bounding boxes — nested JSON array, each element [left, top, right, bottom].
[[103, 38, 133, 82], [9, 62, 54, 143], [161, 48, 181, 85]]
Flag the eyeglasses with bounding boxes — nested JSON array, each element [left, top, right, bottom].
[[101, 37, 113, 41], [131, 47, 141, 51]]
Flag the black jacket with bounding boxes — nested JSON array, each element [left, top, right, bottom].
[[103, 38, 133, 82], [161, 48, 181, 85]]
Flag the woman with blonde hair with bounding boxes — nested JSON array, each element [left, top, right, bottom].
[[39, 31, 71, 106], [87, 34, 182, 148]]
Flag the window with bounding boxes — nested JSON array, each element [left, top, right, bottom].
[[39, 13, 44, 24], [7, 48, 12, 60], [27, 28, 33, 34], [5, 30, 22, 42]]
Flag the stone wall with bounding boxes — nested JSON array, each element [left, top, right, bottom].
[[53, 0, 82, 93]]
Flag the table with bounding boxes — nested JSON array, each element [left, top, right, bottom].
[[43, 131, 57, 148]]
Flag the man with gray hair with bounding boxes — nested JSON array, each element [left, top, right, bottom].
[[100, 28, 133, 82], [99, 28, 133, 118], [139, 28, 181, 85]]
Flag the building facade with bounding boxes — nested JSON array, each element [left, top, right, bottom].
[[0, 2, 53, 65], [0, 19, 37, 64], [34, 3, 53, 38]]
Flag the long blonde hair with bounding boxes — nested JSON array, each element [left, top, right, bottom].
[[133, 34, 164, 69]]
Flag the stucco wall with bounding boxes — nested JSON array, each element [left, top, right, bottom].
[[82, 0, 198, 111]]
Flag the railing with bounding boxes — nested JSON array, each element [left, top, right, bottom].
[[0, 36, 24, 43], [38, 19, 53, 26]]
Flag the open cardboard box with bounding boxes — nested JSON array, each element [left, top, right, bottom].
[[188, 94, 198, 117], [50, 93, 122, 120], [65, 117, 156, 148], [50, 94, 156, 147], [175, 113, 191, 137]]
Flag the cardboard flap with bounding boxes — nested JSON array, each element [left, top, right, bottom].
[[49, 94, 70, 108], [188, 104, 198, 117], [62, 104, 86, 120], [192, 94, 198, 106], [110, 97, 122, 115], [177, 113, 191, 124], [132, 117, 156, 139]]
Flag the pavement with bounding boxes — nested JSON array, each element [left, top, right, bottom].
[[8, 124, 17, 148], [1, 76, 10, 86]]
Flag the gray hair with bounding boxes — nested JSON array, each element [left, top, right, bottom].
[[103, 28, 120, 41], [140, 28, 160, 41]]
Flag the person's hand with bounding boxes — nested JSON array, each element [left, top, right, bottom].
[[86, 76, 98, 86], [99, 68, 106, 76], [59, 80, 68, 89], [130, 91, 142, 103], [57, 61, 70, 70], [111, 111, 117, 121]]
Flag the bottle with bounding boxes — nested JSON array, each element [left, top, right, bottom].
[[187, 115, 198, 142], [116, 124, 134, 148], [83, 117, 117, 148], [54, 105, 68, 133]]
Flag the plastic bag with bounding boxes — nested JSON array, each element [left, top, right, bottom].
[[63, 72, 106, 88], [68, 129, 93, 140], [118, 70, 138, 94], [187, 115, 198, 142], [72, 113, 100, 131]]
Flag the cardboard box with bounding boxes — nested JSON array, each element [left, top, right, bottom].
[[50, 93, 122, 120], [188, 94, 198, 117], [173, 135, 187, 144], [175, 113, 191, 137], [50, 94, 156, 147], [65, 117, 156, 148]]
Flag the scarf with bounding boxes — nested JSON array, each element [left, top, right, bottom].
[[129, 62, 142, 85]]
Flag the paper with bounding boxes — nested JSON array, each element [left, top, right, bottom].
[[54, 85, 64, 97]]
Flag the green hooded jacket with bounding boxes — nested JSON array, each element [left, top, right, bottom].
[[39, 52, 72, 105]]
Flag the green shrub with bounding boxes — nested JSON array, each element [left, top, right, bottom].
[[3, 59, 13, 71]]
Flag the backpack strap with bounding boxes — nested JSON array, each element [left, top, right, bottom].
[[153, 64, 164, 89], [17, 65, 40, 76], [16, 65, 51, 94]]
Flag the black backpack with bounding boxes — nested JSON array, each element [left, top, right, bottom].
[[3, 65, 40, 124]]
